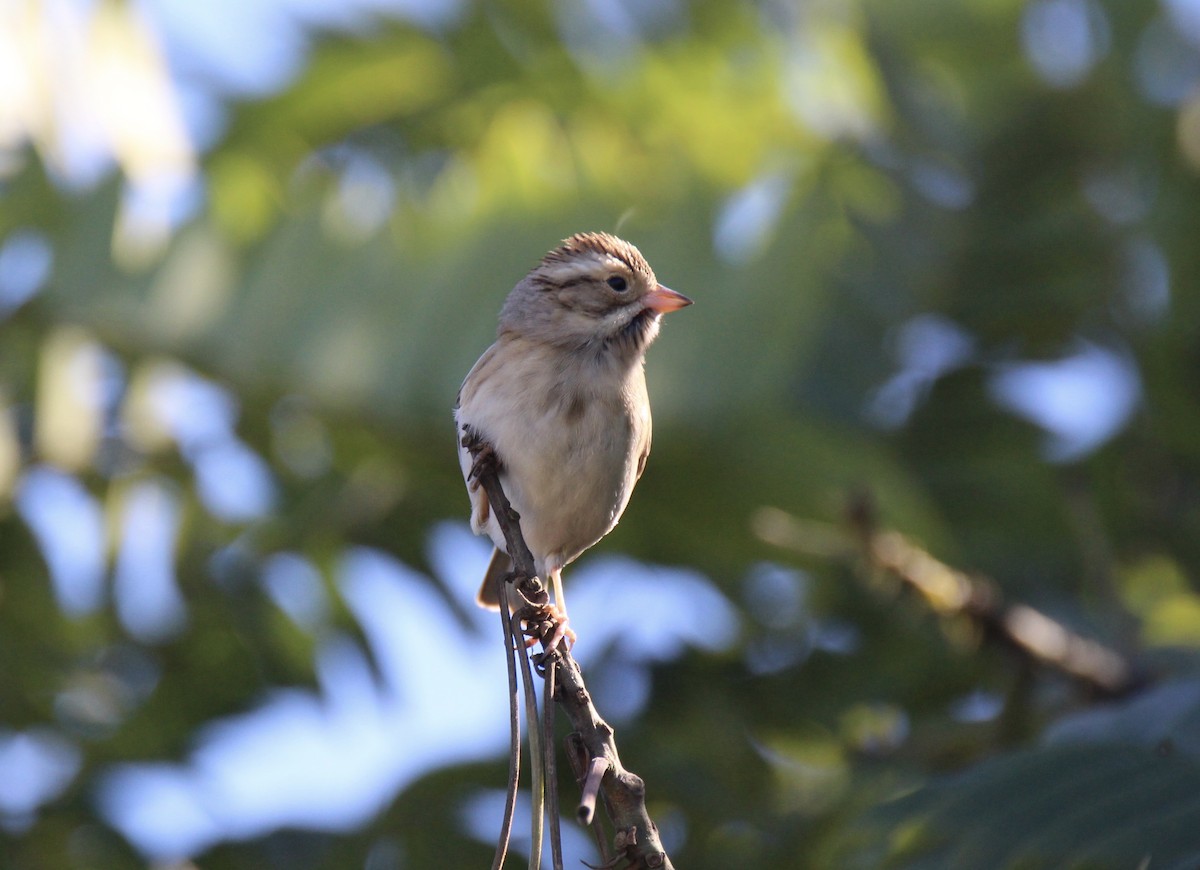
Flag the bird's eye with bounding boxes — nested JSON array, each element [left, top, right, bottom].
[[606, 276, 628, 292]]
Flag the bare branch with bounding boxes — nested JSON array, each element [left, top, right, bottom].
[[463, 427, 675, 870], [492, 582, 520, 870], [514, 609, 545, 870], [544, 665, 564, 870]]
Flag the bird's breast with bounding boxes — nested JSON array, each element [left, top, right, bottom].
[[457, 337, 650, 571]]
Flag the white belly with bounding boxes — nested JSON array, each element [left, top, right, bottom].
[[456, 340, 649, 576]]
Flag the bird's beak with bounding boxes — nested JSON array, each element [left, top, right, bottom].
[[644, 284, 693, 314]]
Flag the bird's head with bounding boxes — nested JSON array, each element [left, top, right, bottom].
[[499, 232, 692, 359]]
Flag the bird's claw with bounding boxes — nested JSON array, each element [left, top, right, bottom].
[[515, 600, 575, 658], [539, 603, 576, 655], [461, 426, 501, 490]]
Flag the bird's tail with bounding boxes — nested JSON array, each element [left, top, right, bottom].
[[476, 547, 512, 610]]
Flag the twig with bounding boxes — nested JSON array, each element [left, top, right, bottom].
[[514, 611, 545, 870], [492, 582, 520, 870], [567, 734, 612, 863], [578, 757, 609, 826], [544, 664, 564, 870], [463, 427, 675, 870]]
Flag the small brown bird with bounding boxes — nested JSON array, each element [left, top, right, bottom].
[[455, 232, 692, 623]]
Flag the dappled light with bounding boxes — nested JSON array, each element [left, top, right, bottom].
[[988, 341, 1141, 461], [0, 729, 81, 824], [4, 0, 1200, 867], [15, 466, 107, 616]]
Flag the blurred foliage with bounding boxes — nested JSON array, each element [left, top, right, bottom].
[[4, 0, 1200, 867]]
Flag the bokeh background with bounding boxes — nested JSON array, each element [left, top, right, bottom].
[[4, 0, 1200, 867]]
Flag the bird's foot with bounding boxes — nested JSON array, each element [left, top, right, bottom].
[[514, 598, 576, 657], [538, 602, 576, 655], [461, 426, 501, 489]]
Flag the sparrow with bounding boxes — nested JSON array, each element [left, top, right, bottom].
[[455, 232, 692, 623]]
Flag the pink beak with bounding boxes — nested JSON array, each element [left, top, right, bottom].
[[644, 284, 693, 314]]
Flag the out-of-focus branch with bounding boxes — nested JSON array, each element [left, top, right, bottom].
[[753, 500, 1141, 698], [463, 428, 674, 870]]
